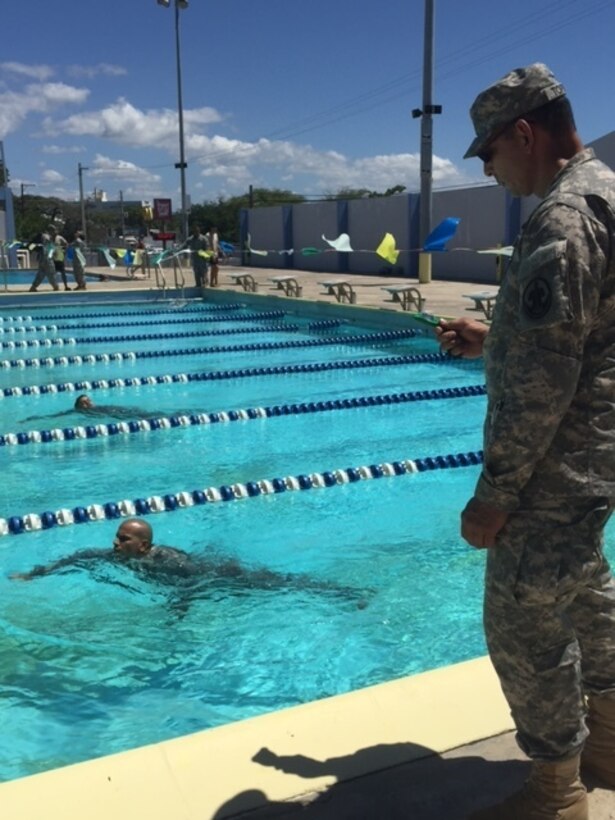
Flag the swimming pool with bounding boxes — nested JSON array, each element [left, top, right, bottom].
[[0, 295, 607, 783], [0, 269, 106, 288]]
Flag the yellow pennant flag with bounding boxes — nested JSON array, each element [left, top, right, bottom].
[[376, 232, 399, 265]]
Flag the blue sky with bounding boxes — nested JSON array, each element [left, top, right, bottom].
[[2, 0, 614, 208]]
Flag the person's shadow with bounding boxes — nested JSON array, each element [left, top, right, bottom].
[[211, 738, 528, 819]]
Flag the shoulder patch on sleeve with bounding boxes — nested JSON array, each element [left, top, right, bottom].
[[518, 238, 571, 329]]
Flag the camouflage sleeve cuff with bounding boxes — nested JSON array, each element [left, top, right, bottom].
[[474, 473, 520, 512]]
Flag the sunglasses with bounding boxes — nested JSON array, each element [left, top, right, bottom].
[[476, 121, 516, 164]]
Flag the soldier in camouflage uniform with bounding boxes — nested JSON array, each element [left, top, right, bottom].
[[29, 228, 59, 292], [437, 64, 615, 820]]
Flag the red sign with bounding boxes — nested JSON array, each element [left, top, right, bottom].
[[153, 198, 172, 220]]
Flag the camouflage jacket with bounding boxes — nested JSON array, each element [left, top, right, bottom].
[[477, 149, 615, 510]]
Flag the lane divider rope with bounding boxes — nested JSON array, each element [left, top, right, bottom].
[[0, 329, 419, 370], [20, 319, 342, 346], [0, 323, 340, 369], [19, 305, 245, 322], [1, 337, 76, 350], [0, 449, 484, 536], [0, 352, 477, 394], [0, 325, 58, 335], [0, 384, 487, 447], [31, 315, 341, 332]]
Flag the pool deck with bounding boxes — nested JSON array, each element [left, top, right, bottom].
[[1, 263, 490, 319], [2, 266, 615, 819]]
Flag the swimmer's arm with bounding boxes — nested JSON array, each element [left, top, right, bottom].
[[10, 548, 110, 580], [20, 409, 73, 423]]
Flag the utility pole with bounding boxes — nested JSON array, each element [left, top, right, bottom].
[[412, 0, 441, 283], [78, 162, 89, 243], [119, 190, 125, 238], [157, 0, 190, 241]]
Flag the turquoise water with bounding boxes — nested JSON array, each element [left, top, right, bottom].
[[0, 300, 607, 782], [0, 269, 99, 286]]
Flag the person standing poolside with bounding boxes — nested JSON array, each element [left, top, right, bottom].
[[71, 231, 87, 290], [182, 224, 210, 287], [129, 237, 147, 279], [29, 228, 59, 292], [52, 229, 71, 290], [206, 226, 221, 287], [437, 64, 615, 820]]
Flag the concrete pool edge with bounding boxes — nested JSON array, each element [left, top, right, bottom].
[[0, 656, 513, 819], [0, 284, 444, 332]]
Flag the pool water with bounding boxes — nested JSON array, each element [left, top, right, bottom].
[[1, 300, 611, 782], [0, 269, 101, 287]]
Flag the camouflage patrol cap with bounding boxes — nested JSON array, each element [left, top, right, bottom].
[[464, 63, 566, 159]]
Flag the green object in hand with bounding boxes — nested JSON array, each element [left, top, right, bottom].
[[412, 312, 441, 327]]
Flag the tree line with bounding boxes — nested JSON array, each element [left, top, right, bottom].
[[15, 185, 406, 246]]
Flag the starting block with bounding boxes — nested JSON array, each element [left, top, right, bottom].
[[381, 285, 425, 312]]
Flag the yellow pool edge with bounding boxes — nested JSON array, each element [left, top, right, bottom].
[[0, 655, 513, 820]]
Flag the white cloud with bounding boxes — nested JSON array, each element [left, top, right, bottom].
[[0, 62, 54, 81], [0, 82, 89, 139], [45, 99, 222, 149], [67, 63, 128, 79], [90, 153, 162, 185], [66, 63, 128, 80], [41, 169, 65, 183], [42, 144, 85, 154], [189, 135, 470, 194]]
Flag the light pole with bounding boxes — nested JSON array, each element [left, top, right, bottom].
[[157, 0, 189, 242], [78, 162, 89, 244], [412, 0, 441, 283]]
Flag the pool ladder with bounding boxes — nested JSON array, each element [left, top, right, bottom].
[[151, 253, 187, 305]]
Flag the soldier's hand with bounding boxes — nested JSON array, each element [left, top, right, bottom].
[[436, 318, 488, 359], [461, 496, 509, 548]]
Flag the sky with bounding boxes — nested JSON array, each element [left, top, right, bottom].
[[2, 0, 615, 209]]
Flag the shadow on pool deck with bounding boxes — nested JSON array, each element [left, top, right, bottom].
[[214, 734, 615, 820]]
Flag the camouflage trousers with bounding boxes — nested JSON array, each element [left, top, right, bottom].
[[484, 497, 615, 760]]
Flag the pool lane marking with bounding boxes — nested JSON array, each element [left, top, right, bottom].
[[0, 449, 484, 536], [0, 328, 421, 371], [0, 325, 59, 335], [10, 305, 245, 323], [0, 351, 477, 393], [0, 383, 487, 447], [19, 312, 322, 332], [0, 311, 297, 350]]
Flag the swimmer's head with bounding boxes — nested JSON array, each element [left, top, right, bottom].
[[74, 394, 94, 410], [113, 519, 153, 557]]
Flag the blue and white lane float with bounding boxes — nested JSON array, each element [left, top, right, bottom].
[[0, 329, 418, 370], [29, 305, 246, 322], [0, 324, 58, 335], [17, 321, 343, 346], [0, 320, 329, 338], [22, 328, 417, 352], [0, 449, 484, 536], [0, 336, 76, 350], [31, 317, 341, 332], [0, 315, 32, 323], [0, 330, 422, 367], [0, 351, 473, 389], [0, 384, 487, 448]]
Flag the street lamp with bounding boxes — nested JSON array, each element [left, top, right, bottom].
[[157, 0, 189, 242]]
